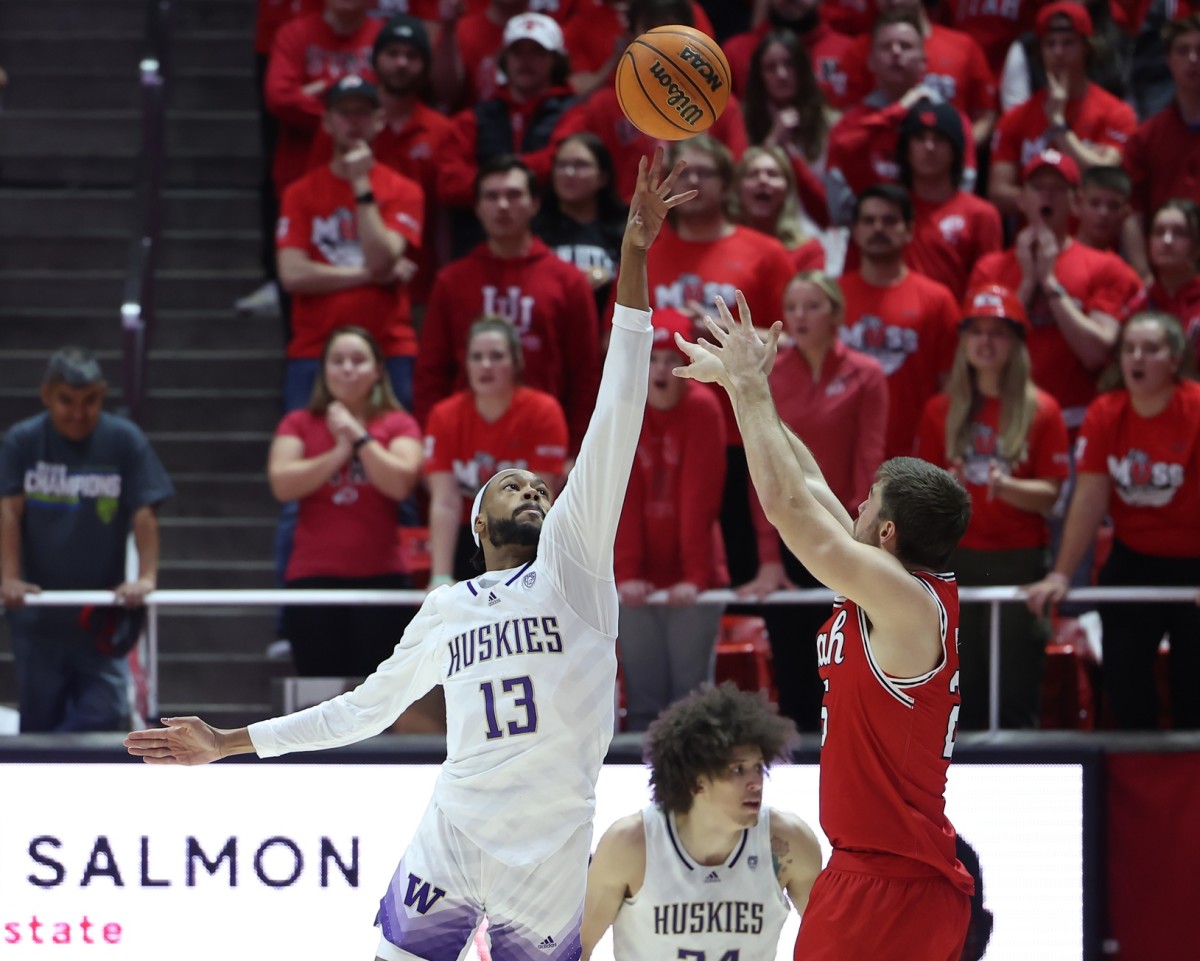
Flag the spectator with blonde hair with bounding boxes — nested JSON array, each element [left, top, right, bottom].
[[730, 146, 825, 273], [918, 286, 1070, 729]]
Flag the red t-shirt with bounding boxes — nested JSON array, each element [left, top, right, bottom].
[[277, 163, 425, 358], [969, 243, 1143, 427], [839, 270, 960, 459], [754, 341, 887, 564], [615, 383, 728, 591], [265, 13, 382, 192], [817, 571, 974, 894], [454, 12, 505, 106], [278, 407, 422, 580], [907, 190, 1004, 303], [841, 24, 997, 118], [917, 390, 1070, 550], [307, 101, 454, 306], [641, 224, 796, 444], [574, 88, 749, 202], [991, 84, 1137, 171], [1124, 102, 1200, 223], [720, 16, 856, 108], [414, 239, 600, 453], [941, 0, 1037, 76], [1076, 379, 1200, 557], [424, 386, 568, 523]]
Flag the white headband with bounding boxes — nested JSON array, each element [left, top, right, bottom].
[[470, 477, 493, 547]]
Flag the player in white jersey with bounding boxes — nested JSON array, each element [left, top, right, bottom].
[[581, 684, 822, 961], [123, 149, 696, 961]]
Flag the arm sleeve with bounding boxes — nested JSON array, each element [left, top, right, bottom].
[[379, 177, 426, 248], [276, 183, 310, 252], [248, 601, 443, 757], [1074, 399, 1111, 473], [435, 110, 480, 207], [264, 25, 325, 128], [539, 304, 652, 633], [124, 428, 175, 511], [613, 455, 645, 584]]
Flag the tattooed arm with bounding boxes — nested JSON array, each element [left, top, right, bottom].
[[770, 809, 824, 914]]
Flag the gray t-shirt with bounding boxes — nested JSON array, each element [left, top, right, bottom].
[[0, 411, 174, 589]]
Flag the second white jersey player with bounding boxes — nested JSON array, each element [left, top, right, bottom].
[[614, 804, 792, 961]]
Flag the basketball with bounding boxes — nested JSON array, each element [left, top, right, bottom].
[[615, 25, 731, 141]]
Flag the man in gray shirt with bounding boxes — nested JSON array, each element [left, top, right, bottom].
[[0, 348, 174, 732]]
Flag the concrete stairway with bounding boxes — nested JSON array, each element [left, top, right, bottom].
[[0, 0, 292, 728]]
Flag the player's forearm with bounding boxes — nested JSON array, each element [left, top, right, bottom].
[[730, 373, 824, 529], [216, 727, 257, 759], [614, 241, 648, 311]]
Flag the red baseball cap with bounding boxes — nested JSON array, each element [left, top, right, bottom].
[[1021, 147, 1081, 186], [651, 307, 694, 359], [1036, 1, 1093, 38], [961, 284, 1031, 339]]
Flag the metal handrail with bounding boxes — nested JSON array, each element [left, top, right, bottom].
[[20, 586, 1198, 732], [120, 0, 173, 425]]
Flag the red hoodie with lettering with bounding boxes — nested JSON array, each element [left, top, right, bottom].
[[413, 239, 600, 454]]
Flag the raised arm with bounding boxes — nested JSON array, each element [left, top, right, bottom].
[[538, 150, 694, 629], [675, 294, 937, 671], [126, 603, 445, 763]]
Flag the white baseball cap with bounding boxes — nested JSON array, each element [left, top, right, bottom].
[[503, 13, 564, 53]]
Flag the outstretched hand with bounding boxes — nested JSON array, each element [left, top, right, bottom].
[[672, 291, 782, 392], [124, 717, 223, 765], [624, 147, 695, 252]]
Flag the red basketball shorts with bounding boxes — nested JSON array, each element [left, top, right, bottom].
[[793, 850, 970, 961]]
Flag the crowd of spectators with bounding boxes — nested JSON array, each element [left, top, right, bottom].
[[5, 0, 1200, 735]]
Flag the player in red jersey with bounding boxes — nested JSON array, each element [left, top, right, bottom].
[[674, 292, 974, 961]]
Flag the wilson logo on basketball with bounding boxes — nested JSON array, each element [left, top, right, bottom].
[[678, 45, 724, 92], [647, 60, 707, 126]]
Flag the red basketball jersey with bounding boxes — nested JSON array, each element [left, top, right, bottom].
[[816, 571, 974, 894]]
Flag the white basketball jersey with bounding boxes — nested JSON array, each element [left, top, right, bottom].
[[613, 806, 792, 961], [249, 306, 654, 867]]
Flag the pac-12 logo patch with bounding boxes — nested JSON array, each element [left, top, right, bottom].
[[523, 571, 537, 589]]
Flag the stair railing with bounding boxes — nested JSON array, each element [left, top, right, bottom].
[[120, 0, 173, 426]]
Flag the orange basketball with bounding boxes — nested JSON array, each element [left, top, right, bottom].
[[615, 25, 731, 141]]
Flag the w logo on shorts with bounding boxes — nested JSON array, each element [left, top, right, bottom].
[[403, 873, 447, 914]]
